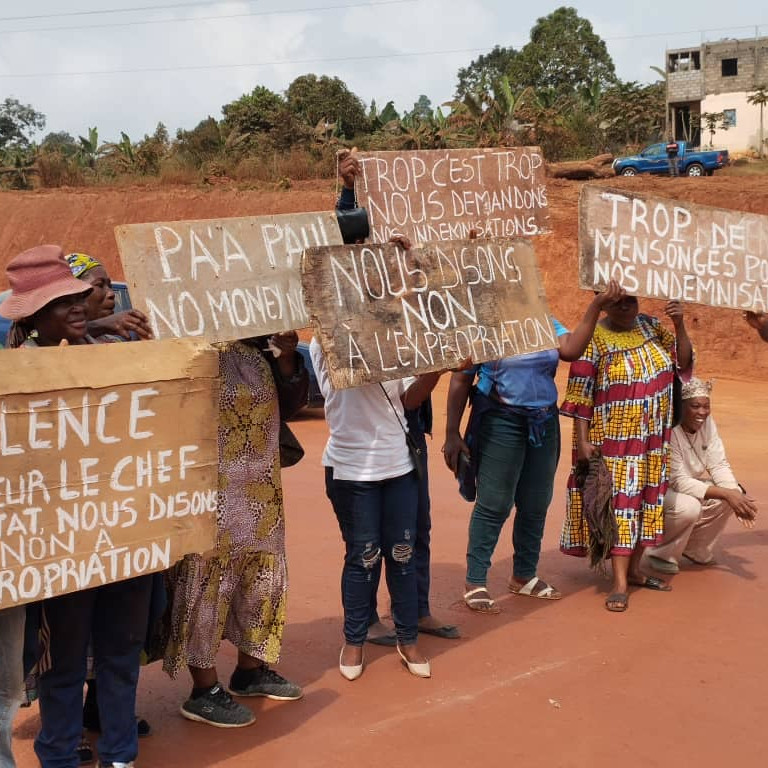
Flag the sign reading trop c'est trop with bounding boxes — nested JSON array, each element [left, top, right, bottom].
[[354, 148, 550, 244], [116, 211, 343, 342], [0, 339, 220, 608], [302, 237, 557, 389], [579, 186, 768, 311]]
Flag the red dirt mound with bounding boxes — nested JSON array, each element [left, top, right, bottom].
[[1, 174, 766, 378]]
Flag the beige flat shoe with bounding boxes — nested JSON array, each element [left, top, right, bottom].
[[339, 647, 364, 681], [396, 645, 431, 678]]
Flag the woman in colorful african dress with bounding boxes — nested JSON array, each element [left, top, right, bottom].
[[164, 334, 308, 728], [559, 295, 693, 612]]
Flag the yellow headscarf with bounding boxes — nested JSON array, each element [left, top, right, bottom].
[[66, 252, 101, 279]]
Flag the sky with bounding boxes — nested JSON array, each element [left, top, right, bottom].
[[0, 0, 766, 143]]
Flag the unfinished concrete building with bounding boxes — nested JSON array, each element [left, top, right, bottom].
[[666, 35, 768, 153]]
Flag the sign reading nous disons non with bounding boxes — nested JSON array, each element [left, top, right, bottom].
[[579, 186, 768, 311], [354, 148, 550, 244], [0, 339, 220, 608], [302, 238, 556, 389], [116, 211, 343, 342]]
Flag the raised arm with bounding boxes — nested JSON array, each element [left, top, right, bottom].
[[665, 301, 693, 371], [558, 280, 623, 362]]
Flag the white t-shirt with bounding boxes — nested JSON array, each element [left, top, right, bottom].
[[310, 338, 415, 482]]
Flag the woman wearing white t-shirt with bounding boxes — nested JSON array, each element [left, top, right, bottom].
[[310, 340, 443, 680]]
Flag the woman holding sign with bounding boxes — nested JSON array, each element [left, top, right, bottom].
[[1, 245, 154, 768], [560, 296, 693, 612], [164, 334, 307, 728], [443, 282, 624, 613], [311, 337, 446, 680]]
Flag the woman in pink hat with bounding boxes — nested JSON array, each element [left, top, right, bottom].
[[1, 245, 153, 768]]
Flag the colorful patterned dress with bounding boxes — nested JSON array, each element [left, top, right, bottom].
[[560, 314, 688, 556], [164, 342, 287, 674]]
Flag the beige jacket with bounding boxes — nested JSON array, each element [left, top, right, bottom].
[[668, 417, 739, 500]]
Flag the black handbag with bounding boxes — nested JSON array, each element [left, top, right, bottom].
[[279, 421, 305, 468], [336, 206, 370, 244]]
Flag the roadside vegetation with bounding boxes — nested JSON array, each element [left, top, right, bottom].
[[1, 6, 763, 191]]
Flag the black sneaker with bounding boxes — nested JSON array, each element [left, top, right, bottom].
[[228, 666, 303, 701], [180, 683, 255, 728]]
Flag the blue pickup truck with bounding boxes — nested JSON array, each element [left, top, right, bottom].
[[612, 141, 729, 177]]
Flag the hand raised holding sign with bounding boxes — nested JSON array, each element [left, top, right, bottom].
[[337, 148, 360, 190]]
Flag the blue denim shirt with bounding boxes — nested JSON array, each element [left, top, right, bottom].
[[465, 318, 568, 408]]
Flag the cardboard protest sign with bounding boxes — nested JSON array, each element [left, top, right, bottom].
[[116, 211, 343, 342], [303, 238, 556, 388], [580, 186, 768, 312], [354, 148, 550, 244], [0, 339, 219, 608]]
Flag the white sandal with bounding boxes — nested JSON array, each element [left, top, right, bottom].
[[509, 576, 562, 600], [463, 587, 501, 614]]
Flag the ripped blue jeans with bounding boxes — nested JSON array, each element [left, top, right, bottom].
[[325, 468, 419, 646]]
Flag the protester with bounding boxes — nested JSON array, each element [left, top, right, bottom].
[[642, 378, 757, 573], [560, 296, 693, 612], [1, 244, 153, 768], [745, 311, 768, 342], [336, 149, 459, 643], [312, 333, 449, 680], [66, 253, 153, 341], [66, 253, 155, 762], [442, 282, 624, 613], [0, 606, 25, 768], [164, 334, 307, 727]]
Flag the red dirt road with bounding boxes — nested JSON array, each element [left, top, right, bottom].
[[11, 373, 768, 768]]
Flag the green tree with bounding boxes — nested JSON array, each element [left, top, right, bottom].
[[0, 97, 45, 151], [747, 85, 768, 157], [510, 7, 616, 99], [222, 86, 285, 136], [455, 45, 518, 99], [76, 127, 102, 169], [700, 111, 729, 147], [285, 74, 368, 138], [174, 117, 224, 166], [41, 131, 78, 157], [409, 94, 432, 120], [453, 76, 533, 146]]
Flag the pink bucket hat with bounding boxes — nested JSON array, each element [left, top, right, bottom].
[[1, 245, 91, 321]]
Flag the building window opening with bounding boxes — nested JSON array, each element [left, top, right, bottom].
[[668, 51, 701, 72], [722, 58, 738, 77], [723, 109, 737, 127]]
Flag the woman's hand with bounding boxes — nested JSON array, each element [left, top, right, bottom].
[[664, 300, 685, 329], [337, 148, 359, 189], [576, 439, 599, 462], [723, 488, 758, 528], [443, 432, 469, 475], [388, 234, 412, 250], [270, 330, 298, 356], [90, 309, 153, 340], [591, 279, 625, 309]]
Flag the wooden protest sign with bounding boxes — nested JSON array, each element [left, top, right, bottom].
[[579, 186, 768, 312], [303, 238, 556, 388], [354, 148, 550, 244], [116, 211, 343, 342], [0, 339, 219, 608]]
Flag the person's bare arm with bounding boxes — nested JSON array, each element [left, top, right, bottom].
[[665, 301, 693, 370], [574, 418, 598, 461], [558, 280, 623, 361], [442, 373, 473, 473]]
